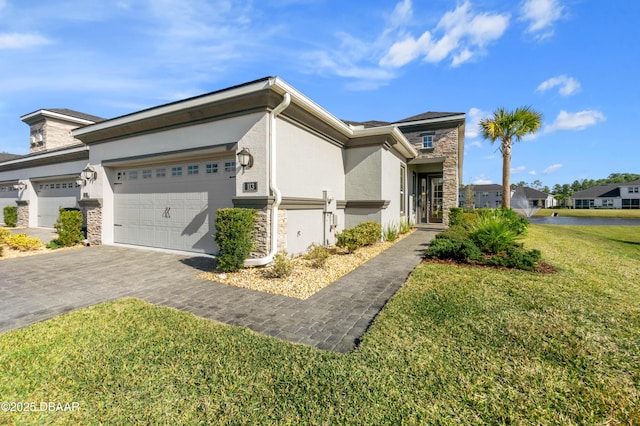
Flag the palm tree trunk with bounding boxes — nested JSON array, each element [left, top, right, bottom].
[[502, 139, 511, 209]]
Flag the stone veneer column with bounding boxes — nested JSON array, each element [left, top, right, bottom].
[[442, 157, 458, 226], [15, 200, 29, 227], [249, 208, 287, 258], [78, 199, 102, 245]]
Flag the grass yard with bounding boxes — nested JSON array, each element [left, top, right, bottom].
[[535, 208, 640, 218], [1, 225, 639, 424]]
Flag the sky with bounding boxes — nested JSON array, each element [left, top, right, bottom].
[[0, 0, 638, 189]]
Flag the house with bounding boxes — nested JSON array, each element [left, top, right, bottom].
[[0, 77, 464, 261], [458, 184, 503, 208], [571, 180, 640, 209], [511, 186, 556, 209]]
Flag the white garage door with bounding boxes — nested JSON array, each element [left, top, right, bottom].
[[113, 158, 236, 254], [0, 185, 18, 225], [36, 180, 80, 228]]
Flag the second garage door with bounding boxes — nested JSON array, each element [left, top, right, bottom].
[[113, 159, 236, 254], [36, 180, 81, 228]]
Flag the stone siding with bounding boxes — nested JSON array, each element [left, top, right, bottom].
[[30, 118, 84, 153], [402, 126, 460, 226], [16, 203, 29, 227], [86, 206, 102, 246], [250, 208, 287, 258]]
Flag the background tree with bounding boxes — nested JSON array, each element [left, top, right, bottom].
[[479, 106, 543, 209]]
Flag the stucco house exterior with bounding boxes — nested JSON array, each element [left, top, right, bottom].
[[571, 180, 640, 209], [0, 77, 464, 261]]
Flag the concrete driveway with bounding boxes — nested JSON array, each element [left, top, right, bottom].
[[0, 228, 437, 352]]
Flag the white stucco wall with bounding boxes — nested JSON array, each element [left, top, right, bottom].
[[380, 148, 404, 228], [0, 159, 87, 227], [344, 145, 381, 200], [86, 113, 266, 245]]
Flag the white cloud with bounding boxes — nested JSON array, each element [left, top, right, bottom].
[[545, 110, 606, 132], [536, 75, 580, 96], [472, 175, 493, 185], [543, 164, 563, 174], [467, 140, 483, 149], [465, 107, 490, 139], [380, 1, 509, 68], [511, 165, 526, 174], [0, 33, 52, 49], [520, 0, 564, 40], [389, 0, 413, 29], [528, 170, 537, 175]]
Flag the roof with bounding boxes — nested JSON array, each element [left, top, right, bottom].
[[513, 186, 551, 199], [393, 112, 466, 124], [572, 184, 620, 199], [463, 184, 502, 192], [0, 153, 22, 162], [46, 108, 106, 123]]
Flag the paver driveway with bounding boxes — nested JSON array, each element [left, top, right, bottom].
[[0, 228, 438, 352]]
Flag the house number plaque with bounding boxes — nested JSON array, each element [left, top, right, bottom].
[[243, 182, 258, 193]]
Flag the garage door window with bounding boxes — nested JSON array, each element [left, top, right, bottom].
[[142, 169, 152, 179], [187, 165, 199, 175], [225, 161, 235, 172], [206, 163, 218, 174], [172, 167, 182, 177], [156, 168, 166, 178], [129, 170, 138, 180]]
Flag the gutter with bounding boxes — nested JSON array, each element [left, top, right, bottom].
[[244, 92, 291, 266]]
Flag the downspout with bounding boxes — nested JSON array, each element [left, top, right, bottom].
[[244, 92, 291, 266]]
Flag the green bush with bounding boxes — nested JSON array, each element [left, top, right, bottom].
[[5, 233, 43, 251], [383, 222, 399, 241], [3, 206, 17, 227], [485, 246, 542, 271], [426, 236, 481, 262], [54, 209, 84, 247], [336, 221, 382, 252], [46, 239, 63, 249], [0, 244, 3, 257], [305, 243, 330, 268], [469, 215, 518, 254], [399, 217, 413, 234], [214, 208, 258, 272], [272, 252, 294, 278], [449, 207, 463, 226]]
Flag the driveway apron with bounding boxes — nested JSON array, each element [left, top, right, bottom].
[[0, 228, 438, 353]]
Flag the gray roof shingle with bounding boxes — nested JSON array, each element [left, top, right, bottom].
[[46, 108, 106, 123]]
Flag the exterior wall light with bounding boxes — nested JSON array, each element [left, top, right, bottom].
[[13, 182, 26, 191], [75, 176, 85, 187], [81, 166, 97, 182], [237, 147, 254, 170]]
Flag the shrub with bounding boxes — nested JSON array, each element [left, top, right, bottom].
[[484, 246, 542, 271], [305, 243, 330, 268], [399, 217, 413, 234], [3, 206, 17, 227], [383, 222, 399, 241], [0, 228, 10, 244], [426, 236, 481, 262], [469, 214, 519, 254], [449, 207, 463, 226], [54, 209, 84, 247], [272, 252, 294, 278], [46, 239, 63, 249], [214, 208, 258, 272], [5, 233, 43, 251], [0, 244, 3, 257], [336, 221, 382, 252]]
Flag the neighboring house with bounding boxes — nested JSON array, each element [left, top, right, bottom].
[[0, 77, 465, 260], [511, 186, 556, 209], [459, 184, 503, 208], [571, 180, 640, 209]]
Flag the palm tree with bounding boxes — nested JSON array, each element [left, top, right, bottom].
[[479, 106, 543, 209]]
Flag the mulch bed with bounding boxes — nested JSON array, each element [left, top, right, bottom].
[[422, 257, 558, 274]]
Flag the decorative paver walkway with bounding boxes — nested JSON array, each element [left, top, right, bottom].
[[0, 227, 439, 353]]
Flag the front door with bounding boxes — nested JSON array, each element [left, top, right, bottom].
[[419, 176, 428, 223], [429, 176, 444, 223]]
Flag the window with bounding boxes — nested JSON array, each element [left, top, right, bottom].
[[206, 163, 218, 174], [55, 183, 61, 189], [156, 168, 166, 178], [400, 166, 406, 214], [62, 183, 67, 189], [482, 192, 489, 197], [172, 166, 183, 177], [116, 171, 125, 181], [422, 135, 433, 149], [142, 169, 152, 179], [629, 186, 639, 194], [224, 161, 236, 172], [187, 164, 199, 175], [602, 199, 614, 208], [129, 170, 138, 180], [496, 192, 502, 197], [622, 199, 640, 209], [575, 199, 594, 209]]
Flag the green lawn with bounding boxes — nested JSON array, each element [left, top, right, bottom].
[[1, 225, 639, 424], [535, 208, 640, 218]]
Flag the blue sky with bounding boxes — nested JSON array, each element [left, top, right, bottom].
[[1, 0, 638, 188]]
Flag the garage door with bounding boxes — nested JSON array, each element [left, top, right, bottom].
[[0, 185, 17, 225], [113, 158, 236, 254], [36, 180, 80, 228]]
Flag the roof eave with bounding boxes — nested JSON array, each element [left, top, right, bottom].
[[21, 109, 97, 126]]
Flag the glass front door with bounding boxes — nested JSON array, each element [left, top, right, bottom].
[[429, 177, 444, 223]]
